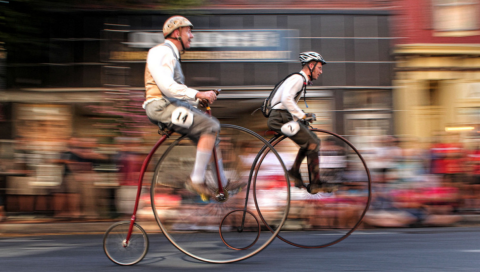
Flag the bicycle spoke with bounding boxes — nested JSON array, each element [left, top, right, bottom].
[[254, 129, 371, 248], [150, 125, 290, 263], [103, 221, 149, 265]]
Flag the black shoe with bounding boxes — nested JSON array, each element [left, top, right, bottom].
[[306, 183, 337, 194], [287, 169, 306, 189]]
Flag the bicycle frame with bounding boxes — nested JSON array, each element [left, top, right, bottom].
[[125, 130, 173, 245], [206, 106, 225, 196], [124, 105, 227, 245]]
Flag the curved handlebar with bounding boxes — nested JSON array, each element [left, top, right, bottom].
[[304, 113, 316, 122]]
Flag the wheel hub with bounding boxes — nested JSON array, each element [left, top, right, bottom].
[[214, 189, 229, 202]]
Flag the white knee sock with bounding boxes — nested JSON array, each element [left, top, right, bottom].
[[190, 150, 212, 184]]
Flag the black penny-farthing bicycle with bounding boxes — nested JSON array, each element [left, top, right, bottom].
[[252, 116, 372, 248]]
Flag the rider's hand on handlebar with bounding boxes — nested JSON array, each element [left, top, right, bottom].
[[303, 113, 317, 122], [195, 90, 217, 106]]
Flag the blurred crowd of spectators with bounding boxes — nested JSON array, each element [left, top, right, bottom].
[[0, 137, 146, 220], [0, 132, 479, 229], [364, 133, 480, 228]]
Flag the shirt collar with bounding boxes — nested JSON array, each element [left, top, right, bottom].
[[165, 40, 180, 59], [299, 71, 311, 85]]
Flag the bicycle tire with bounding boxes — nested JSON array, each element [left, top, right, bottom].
[[150, 124, 290, 263], [219, 209, 261, 250], [103, 221, 149, 265], [253, 128, 372, 248]]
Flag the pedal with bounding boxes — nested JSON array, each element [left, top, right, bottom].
[[213, 189, 229, 202]]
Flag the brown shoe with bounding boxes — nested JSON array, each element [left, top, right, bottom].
[[185, 178, 212, 197]]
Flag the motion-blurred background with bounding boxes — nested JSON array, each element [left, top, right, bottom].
[[0, 0, 479, 228]]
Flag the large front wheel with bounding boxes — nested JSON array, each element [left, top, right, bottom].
[[150, 124, 291, 263], [254, 129, 372, 248]]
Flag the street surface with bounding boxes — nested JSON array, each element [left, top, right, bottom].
[[1, 227, 480, 271]]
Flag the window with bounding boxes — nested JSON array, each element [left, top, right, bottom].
[[433, 0, 479, 31], [428, 80, 440, 106]]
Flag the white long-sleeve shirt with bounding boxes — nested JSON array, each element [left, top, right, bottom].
[[145, 40, 198, 101], [270, 71, 308, 120]]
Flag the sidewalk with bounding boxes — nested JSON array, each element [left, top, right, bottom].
[[1, 214, 480, 236], [0, 216, 161, 236]]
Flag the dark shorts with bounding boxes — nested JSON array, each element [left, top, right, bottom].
[[267, 109, 320, 152], [145, 98, 220, 143]]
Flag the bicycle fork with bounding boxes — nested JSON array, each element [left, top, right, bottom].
[[205, 106, 227, 202], [235, 136, 282, 232], [125, 131, 173, 246]]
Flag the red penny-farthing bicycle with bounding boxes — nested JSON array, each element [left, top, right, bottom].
[[103, 96, 291, 265]]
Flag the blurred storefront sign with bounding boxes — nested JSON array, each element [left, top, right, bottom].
[[110, 29, 295, 62]]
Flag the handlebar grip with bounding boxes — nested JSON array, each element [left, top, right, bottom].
[[305, 113, 317, 122], [199, 99, 209, 108]]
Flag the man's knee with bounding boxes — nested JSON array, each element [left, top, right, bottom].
[[204, 118, 220, 135], [195, 118, 220, 141], [211, 119, 220, 134], [306, 139, 320, 154], [200, 120, 220, 146]]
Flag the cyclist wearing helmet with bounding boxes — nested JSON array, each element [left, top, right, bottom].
[[267, 51, 330, 194], [143, 16, 225, 197]]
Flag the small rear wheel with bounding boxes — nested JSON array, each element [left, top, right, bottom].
[[103, 221, 149, 266], [219, 209, 261, 250]]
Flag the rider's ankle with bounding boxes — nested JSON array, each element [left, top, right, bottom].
[[190, 175, 204, 184]]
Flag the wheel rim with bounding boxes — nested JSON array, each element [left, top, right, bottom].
[[150, 124, 291, 263], [103, 221, 149, 265], [219, 209, 261, 250], [253, 129, 372, 248]]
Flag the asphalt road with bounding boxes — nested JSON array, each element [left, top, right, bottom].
[[1, 227, 480, 272]]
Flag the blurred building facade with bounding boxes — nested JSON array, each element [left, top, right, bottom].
[[392, 0, 480, 141], [1, 2, 396, 141], [0, 0, 397, 215]]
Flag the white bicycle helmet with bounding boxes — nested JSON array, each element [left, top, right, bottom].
[[299, 51, 327, 65], [163, 16, 194, 38]]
